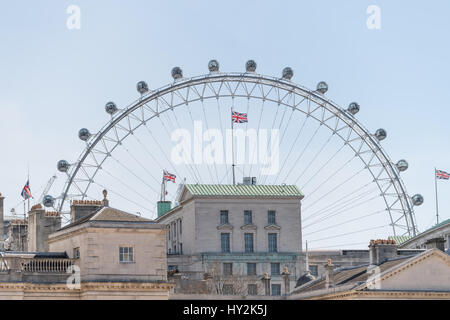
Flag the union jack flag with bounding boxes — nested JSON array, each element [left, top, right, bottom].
[[21, 180, 33, 200], [163, 170, 176, 183], [436, 169, 450, 180], [232, 111, 248, 123]]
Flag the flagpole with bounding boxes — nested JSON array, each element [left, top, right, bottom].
[[231, 107, 236, 186], [434, 167, 439, 225]]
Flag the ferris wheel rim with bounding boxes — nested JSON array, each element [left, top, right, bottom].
[[56, 71, 418, 236]]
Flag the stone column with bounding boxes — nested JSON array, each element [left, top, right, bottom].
[[261, 272, 271, 296], [281, 266, 291, 295]]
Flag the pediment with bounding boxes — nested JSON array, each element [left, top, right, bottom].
[[240, 223, 257, 230], [360, 249, 450, 292], [217, 223, 233, 230], [264, 224, 281, 230]]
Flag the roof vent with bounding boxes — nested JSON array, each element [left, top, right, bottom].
[[243, 177, 257, 185]]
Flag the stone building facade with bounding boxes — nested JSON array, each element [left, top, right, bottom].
[[0, 192, 172, 299], [156, 183, 306, 296]]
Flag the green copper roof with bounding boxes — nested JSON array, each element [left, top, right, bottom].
[[388, 235, 412, 245], [184, 184, 304, 198]]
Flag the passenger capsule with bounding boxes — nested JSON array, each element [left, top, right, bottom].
[[348, 102, 360, 115], [396, 159, 408, 172], [43, 195, 55, 208], [375, 128, 387, 141], [411, 194, 424, 206], [282, 67, 293, 80], [57, 160, 70, 173], [136, 81, 149, 94], [208, 59, 219, 72], [316, 81, 328, 94], [105, 101, 118, 115], [245, 60, 257, 72], [78, 128, 91, 141], [171, 67, 183, 80]]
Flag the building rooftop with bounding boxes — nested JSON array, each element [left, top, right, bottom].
[[292, 254, 415, 294], [59, 206, 153, 231], [396, 218, 450, 247], [184, 184, 304, 198]]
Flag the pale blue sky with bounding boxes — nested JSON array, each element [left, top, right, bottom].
[[1, 1, 449, 242]]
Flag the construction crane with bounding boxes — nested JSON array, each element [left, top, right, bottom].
[[38, 174, 57, 204]]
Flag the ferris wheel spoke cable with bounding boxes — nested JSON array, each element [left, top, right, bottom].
[[183, 100, 214, 183], [166, 107, 204, 183], [303, 194, 381, 229], [280, 122, 322, 184], [302, 179, 383, 217], [109, 155, 160, 195], [201, 100, 221, 183], [272, 112, 310, 185], [307, 241, 369, 250], [302, 155, 359, 203], [101, 167, 156, 205], [261, 95, 294, 185], [216, 98, 231, 184], [303, 167, 365, 214], [248, 99, 265, 178], [293, 132, 335, 185], [143, 123, 193, 184], [259, 100, 285, 185], [132, 134, 171, 176], [159, 111, 203, 184], [92, 181, 155, 215], [300, 143, 346, 190], [307, 224, 390, 243], [303, 209, 386, 237], [120, 144, 161, 186], [303, 183, 379, 221]]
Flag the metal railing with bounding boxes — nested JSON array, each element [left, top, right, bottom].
[[22, 258, 75, 273], [0, 257, 75, 273]]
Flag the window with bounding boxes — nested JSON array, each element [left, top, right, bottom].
[[223, 263, 233, 276], [220, 210, 229, 224], [168, 265, 178, 271], [309, 265, 318, 277], [248, 284, 258, 296], [221, 233, 230, 253], [168, 226, 171, 240], [268, 233, 278, 252], [244, 233, 254, 253], [179, 219, 182, 235], [119, 246, 134, 263], [268, 210, 276, 225], [180, 243, 183, 255], [244, 210, 252, 225], [247, 263, 256, 276], [174, 223, 177, 238], [271, 263, 280, 276], [73, 247, 80, 259], [223, 284, 234, 295], [271, 284, 281, 296]]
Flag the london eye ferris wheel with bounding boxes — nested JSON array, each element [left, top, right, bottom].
[[42, 59, 424, 250]]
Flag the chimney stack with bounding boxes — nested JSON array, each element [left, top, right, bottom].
[[369, 239, 398, 265], [425, 237, 446, 252], [324, 259, 334, 289]]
